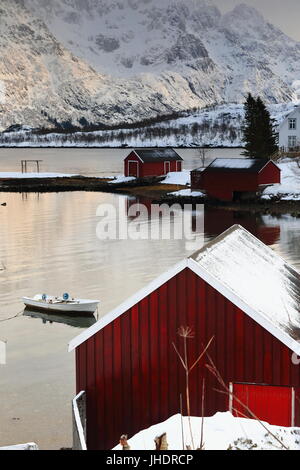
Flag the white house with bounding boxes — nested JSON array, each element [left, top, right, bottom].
[[279, 106, 300, 151]]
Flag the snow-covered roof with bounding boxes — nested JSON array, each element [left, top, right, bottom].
[[278, 106, 300, 129], [133, 148, 183, 162], [69, 225, 300, 354], [190, 226, 300, 344], [200, 158, 278, 172]]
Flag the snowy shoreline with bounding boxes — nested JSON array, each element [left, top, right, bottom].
[[0, 160, 299, 208], [163, 160, 300, 202], [0, 103, 295, 149]]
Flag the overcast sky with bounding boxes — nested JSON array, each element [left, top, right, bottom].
[[217, 0, 300, 41]]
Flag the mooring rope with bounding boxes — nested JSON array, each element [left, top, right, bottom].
[[0, 309, 24, 323]]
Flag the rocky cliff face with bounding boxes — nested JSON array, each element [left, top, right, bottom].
[[0, 0, 299, 129]]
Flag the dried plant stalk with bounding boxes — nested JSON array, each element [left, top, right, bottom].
[[155, 433, 168, 450], [120, 434, 130, 450], [173, 327, 214, 450]]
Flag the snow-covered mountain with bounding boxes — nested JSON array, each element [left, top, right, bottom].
[[0, 0, 300, 129]]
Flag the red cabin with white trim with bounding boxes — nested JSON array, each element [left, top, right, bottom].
[[191, 158, 281, 201], [124, 148, 183, 178], [69, 225, 300, 450]]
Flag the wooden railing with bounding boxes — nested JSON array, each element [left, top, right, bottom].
[[72, 391, 87, 450]]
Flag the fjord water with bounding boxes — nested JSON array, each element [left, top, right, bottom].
[[0, 148, 300, 449]]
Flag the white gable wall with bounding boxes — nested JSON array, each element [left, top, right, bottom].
[[279, 107, 300, 150]]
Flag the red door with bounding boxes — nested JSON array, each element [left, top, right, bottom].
[[230, 383, 294, 427], [128, 161, 139, 177]]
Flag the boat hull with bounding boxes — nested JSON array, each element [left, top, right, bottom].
[[22, 297, 99, 315], [23, 308, 97, 326]]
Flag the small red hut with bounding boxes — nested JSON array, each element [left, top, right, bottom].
[[69, 225, 300, 450], [124, 148, 183, 178], [191, 158, 281, 201]]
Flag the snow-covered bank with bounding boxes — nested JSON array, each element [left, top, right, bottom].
[[109, 175, 136, 184], [160, 170, 190, 186], [0, 103, 295, 148], [161, 161, 300, 202], [0, 442, 39, 450], [168, 188, 205, 198], [113, 412, 300, 450], [262, 160, 300, 200], [0, 172, 77, 178]]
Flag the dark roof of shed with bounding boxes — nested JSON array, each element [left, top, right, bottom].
[[133, 148, 183, 162], [193, 158, 278, 173]]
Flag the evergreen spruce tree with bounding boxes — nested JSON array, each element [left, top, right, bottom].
[[242, 93, 278, 159]]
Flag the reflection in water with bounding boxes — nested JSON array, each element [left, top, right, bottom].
[[23, 308, 97, 329], [1, 161, 300, 449], [202, 208, 281, 246], [127, 198, 281, 247]]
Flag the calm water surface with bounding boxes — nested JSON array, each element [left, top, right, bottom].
[[0, 148, 300, 449]]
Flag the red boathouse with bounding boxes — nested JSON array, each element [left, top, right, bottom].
[[191, 158, 281, 201], [124, 148, 183, 178], [69, 225, 300, 450]]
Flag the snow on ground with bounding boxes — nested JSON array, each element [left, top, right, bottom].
[[0, 442, 39, 450], [0, 172, 77, 178], [108, 175, 136, 184], [113, 412, 300, 451], [262, 160, 300, 200], [160, 170, 190, 186], [0, 103, 295, 148], [168, 188, 205, 198]]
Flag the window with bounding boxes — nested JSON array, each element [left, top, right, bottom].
[[288, 135, 297, 149], [289, 118, 297, 130]]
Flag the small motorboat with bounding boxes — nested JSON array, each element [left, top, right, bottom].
[[22, 293, 99, 315]]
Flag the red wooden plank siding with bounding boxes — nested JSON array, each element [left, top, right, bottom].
[[191, 162, 280, 201], [186, 268, 198, 415], [103, 323, 114, 447], [157, 283, 169, 421], [254, 322, 263, 383], [112, 318, 122, 440], [86, 338, 96, 449], [121, 311, 133, 435], [258, 162, 281, 185], [139, 296, 151, 430], [167, 276, 179, 418], [149, 290, 160, 424], [94, 331, 104, 450], [124, 151, 181, 178], [76, 267, 300, 449]]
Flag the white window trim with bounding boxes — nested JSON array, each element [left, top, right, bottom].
[[288, 136, 297, 148], [289, 118, 297, 130], [176, 160, 181, 171], [164, 161, 170, 174]]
